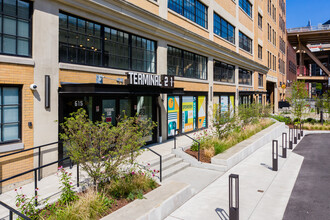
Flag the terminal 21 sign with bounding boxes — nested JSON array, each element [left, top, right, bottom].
[[126, 72, 174, 88]]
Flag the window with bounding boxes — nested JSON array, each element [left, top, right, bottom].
[[239, 31, 252, 53], [59, 12, 156, 73], [0, 0, 32, 57], [213, 13, 235, 44], [167, 46, 207, 80], [0, 86, 21, 144], [258, 73, 263, 87], [280, 37, 285, 54], [239, 0, 252, 17], [258, 13, 262, 29], [258, 45, 262, 59], [267, 23, 270, 41], [168, 0, 208, 28], [214, 60, 235, 83], [239, 68, 252, 85]]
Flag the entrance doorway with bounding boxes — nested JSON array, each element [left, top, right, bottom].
[[266, 81, 275, 113]]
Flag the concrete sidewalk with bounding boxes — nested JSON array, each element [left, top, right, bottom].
[[166, 129, 307, 220]]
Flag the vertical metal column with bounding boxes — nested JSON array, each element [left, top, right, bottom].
[[320, 111, 324, 125], [282, 133, 287, 158], [294, 125, 297, 144], [289, 128, 293, 149], [229, 174, 239, 220], [300, 123, 304, 136], [297, 124, 301, 140], [272, 140, 278, 171]]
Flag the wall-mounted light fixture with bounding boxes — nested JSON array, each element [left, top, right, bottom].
[[45, 75, 50, 108]]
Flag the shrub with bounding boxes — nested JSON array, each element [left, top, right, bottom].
[[106, 173, 157, 200], [52, 190, 112, 220], [58, 167, 78, 205], [271, 115, 291, 125], [60, 109, 155, 188]]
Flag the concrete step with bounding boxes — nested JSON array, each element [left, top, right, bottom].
[[142, 153, 176, 167], [149, 157, 183, 172], [159, 162, 190, 180]]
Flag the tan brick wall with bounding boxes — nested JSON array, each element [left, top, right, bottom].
[[167, 12, 209, 39], [0, 63, 34, 189], [213, 84, 236, 93], [239, 9, 253, 32], [175, 80, 209, 92], [126, 0, 159, 16], [214, 0, 236, 17], [213, 36, 236, 52], [59, 70, 126, 86]]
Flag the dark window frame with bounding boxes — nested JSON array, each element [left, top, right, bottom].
[[0, 85, 22, 144], [168, 0, 208, 29], [213, 12, 235, 44], [167, 45, 207, 80], [59, 12, 157, 74], [258, 13, 262, 29], [238, 68, 252, 85], [258, 45, 262, 60], [213, 60, 235, 83], [239, 31, 252, 54], [0, 0, 32, 57], [258, 73, 263, 87], [239, 0, 252, 17]]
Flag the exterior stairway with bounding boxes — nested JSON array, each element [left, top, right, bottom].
[[142, 153, 190, 182]]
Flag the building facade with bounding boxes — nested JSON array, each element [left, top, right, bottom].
[[0, 0, 286, 191]]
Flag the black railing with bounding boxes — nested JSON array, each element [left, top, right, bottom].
[[0, 142, 80, 206], [174, 129, 201, 161], [145, 147, 162, 182], [0, 201, 31, 220]]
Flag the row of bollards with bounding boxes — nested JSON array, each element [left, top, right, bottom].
[[273, 124, 304, 172], [228, 125, 304, 220]]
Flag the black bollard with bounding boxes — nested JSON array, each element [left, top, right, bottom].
[[294, 125, 297, 144], [300, 123, 304, 136], [229, 174, 239, 220], [289, 128, 293, 149], [298, 126, 301, 140], [282, 133, 287, 158], [320, 111, 324, 125], [272, 140, 278, 171]]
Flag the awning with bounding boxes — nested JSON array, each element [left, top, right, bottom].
[[59, 83, 185, 95]]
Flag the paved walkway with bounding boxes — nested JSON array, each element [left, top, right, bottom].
[[166, 129, 310, 220], [283, 133, 330, 220]]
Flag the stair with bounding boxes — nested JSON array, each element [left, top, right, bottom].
[[141, 153, 190, 182]]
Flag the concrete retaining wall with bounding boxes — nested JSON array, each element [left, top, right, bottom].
[[211, 121, 286, 170]]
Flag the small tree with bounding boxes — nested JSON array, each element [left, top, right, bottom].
[[287, 81, 308, 124], [59, 108, 155, 188]]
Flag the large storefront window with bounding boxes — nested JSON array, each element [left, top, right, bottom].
[[0, 86, 21, 143], [167, 96, 180, 136], [59, 12, 156, 73], [167, 95, 207, 137], [214, 60, 235, 83], [213, 94, 235, 117], [239, 68, 252, 85], [137, 96, 153, 142], [0, 0, 32, 57], [168, 46, 207, 80]]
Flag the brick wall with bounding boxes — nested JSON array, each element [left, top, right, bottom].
[[0, 63, 34, 191]]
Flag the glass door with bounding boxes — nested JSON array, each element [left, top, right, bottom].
[[102, 99, 116, 125], [137, 96, 153, 142]]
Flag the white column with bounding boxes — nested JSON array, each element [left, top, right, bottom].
[[159, 0, 168, 19], [208, 57, 214, 127], [235, 65, 240, 109]]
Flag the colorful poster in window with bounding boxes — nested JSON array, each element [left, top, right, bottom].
[[220, 96, 229, 113], [230, 95, 235, 117], [198, 96, 206, 128], [182, 96, 196, 133], [168, 96, 180, 136]]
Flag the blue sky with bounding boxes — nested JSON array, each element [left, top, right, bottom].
[[286, 0, 330, 28]]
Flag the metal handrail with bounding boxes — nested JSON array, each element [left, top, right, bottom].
[[145, 147, 162, 182], [0, 156, 77, 206], [0, 141, 58, 181], [174, 129, 201, 161], [0, 201, 31, 220]]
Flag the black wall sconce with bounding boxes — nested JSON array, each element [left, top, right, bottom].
[[45, 75, 50, 108]]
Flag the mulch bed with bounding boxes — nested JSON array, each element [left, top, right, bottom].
[[185, 149, 211, 163]]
